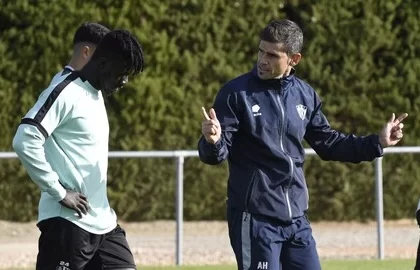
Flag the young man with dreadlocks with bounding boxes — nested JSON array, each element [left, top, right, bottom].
[[50, 21, 111, 86], [13, 29, 145, 270]]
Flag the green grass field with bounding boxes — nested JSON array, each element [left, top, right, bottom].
[[142, 259, 415, 270], [4, 259, 416, 270]]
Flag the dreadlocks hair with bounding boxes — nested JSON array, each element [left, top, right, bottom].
[[73, 22, 111, 45], [91, 29, 145, 75]]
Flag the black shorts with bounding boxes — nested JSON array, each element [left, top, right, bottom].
[[36, 217, 136, 270]]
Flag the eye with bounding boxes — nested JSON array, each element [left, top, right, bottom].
[[268, 53, 280, 59]]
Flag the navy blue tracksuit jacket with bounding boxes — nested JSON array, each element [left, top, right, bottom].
[[198, 68, 383, 223]]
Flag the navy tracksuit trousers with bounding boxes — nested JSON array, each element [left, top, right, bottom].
[[227, 207, 321, 270]]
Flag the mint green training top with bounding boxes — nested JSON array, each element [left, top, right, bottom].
[[13, 72, 117, 234]]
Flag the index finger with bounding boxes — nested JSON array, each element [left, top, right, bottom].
[[394, 113, 408, 124], [201, 107, 210, 120], [78, 193, 88, 201]]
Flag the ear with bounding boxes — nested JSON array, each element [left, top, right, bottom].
[[82, 46, 91, 60], [289, 53, 302, 66]]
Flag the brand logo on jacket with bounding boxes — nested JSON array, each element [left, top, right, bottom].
[[252, 104, 261, 116], [296, 104, 307, 120]]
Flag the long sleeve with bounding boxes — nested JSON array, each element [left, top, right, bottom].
[[198, 86, 240, 165], [304, 94, 383, 163], [12, 75, 77, 201], [13, 124, 66, 201]]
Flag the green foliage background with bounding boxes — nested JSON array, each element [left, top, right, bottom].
[[0, 0, 419, 222]]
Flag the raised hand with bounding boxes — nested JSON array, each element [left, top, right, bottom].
[[59, 190, 89, 218], [201, 107, 221, 144], [378, 113, 408, 148]]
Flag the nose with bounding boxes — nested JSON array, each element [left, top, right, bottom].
[[258, 53, 268, 65], [122, 76, 129, 84]]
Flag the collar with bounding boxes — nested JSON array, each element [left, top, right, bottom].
[[64, 65, 75, 72], [61, 65, 75, 76], [251, 66, 295, 90]]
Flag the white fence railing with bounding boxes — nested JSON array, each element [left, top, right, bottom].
[[1, 146, 420, 265]]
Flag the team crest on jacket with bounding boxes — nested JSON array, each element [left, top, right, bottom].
[[296, 104, 307, 120]]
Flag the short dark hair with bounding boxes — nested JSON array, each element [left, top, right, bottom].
[[259, 19, 303, 55], [92, 29, 145, 75], [73, 22, 111, 45]]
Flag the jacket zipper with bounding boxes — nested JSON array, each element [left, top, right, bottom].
[[276, 79, 294, 220]]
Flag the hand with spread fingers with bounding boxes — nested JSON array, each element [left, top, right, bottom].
[[378, 113, 408, 148], [201, 107, 221, 144], [60, 190, 89, 218]]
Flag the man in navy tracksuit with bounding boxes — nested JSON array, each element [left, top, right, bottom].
[[198, 19, 408, 270]]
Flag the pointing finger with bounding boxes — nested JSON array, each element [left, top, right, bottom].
[[394, 113, 408, 125], [201, 107, 210, 120]]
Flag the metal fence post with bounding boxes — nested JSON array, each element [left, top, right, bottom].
[[175, 155, 185, 265], [375, 157, 385, 260]]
